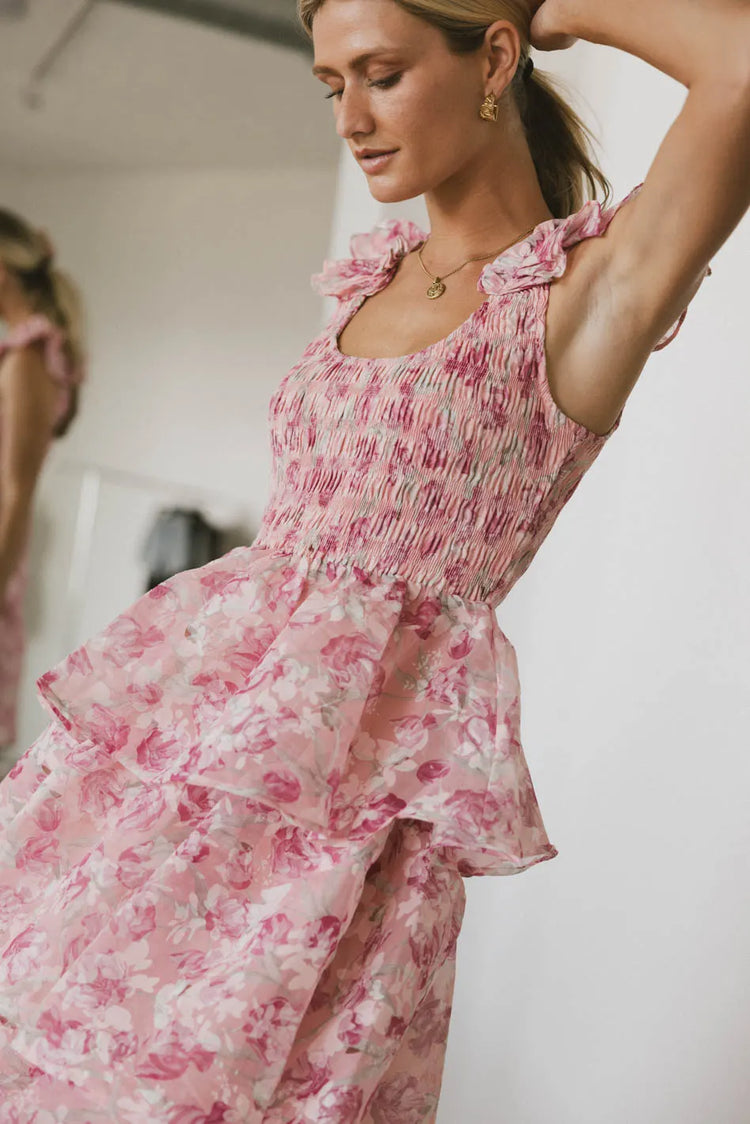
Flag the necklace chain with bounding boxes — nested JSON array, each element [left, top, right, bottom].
[[416, 223, 539, 299]]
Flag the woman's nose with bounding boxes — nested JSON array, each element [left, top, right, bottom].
[[335, 90, 374, 141]]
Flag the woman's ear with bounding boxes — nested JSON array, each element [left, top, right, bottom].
[[483, 20, 521, 90]]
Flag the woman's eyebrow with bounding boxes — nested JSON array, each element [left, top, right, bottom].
[[312, 49, 400, 77]]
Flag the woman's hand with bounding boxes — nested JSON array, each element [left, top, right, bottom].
[[528, 0, 579, 51]]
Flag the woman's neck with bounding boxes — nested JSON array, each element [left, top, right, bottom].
[[422, 129, 553, 266], [0, 298, 38, 330]]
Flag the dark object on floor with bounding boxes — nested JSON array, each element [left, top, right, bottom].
[[142, 507, 223, 591]]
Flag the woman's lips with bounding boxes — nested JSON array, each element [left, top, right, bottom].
[[357, 150, 398, 174]]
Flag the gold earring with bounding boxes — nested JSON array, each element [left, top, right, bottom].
[[479, 92, 499, 122]]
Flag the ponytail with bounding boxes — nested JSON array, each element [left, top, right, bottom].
[[518, 66, 611, 216]]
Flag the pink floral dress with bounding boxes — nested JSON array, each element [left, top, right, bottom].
[[0, 184, 708, 1123], [0, 315, 81, 751]]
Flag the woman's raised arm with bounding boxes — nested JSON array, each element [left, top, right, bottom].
[[536, 0, 749, 332], [533, 0, 749, 434]]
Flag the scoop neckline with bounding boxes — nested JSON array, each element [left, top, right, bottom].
[[329, 292, 494, 365], [327, 209, 563, 364]]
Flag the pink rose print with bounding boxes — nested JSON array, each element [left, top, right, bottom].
[[221, 842, 255, 890], [205, 895, 252, 941], [115, 841, 157, 890], [14, 833, 59, 874], [243, 997, 298, 1066], [73, 964, 130, 1012], [79, 766, 127, 817], [424, 663, 470, 707], [246, 911, 295, 955], [109, 1031, 139, 1064], [270, 826, 324, 877], [336, 1009, 366, 1049], [405, 996, 451, 1058], [273, 1053, 333, 1099], [37, 1008, 96, 1056], [103, 617, 166, 666], [33, 797, 62, 832], [125, 680, 164, 709], [392, 715, 431, 753], [447, 628, 475, 660], [80, 703, 131, 755], [263, 770, 302, 804], [319, 633, 380, 692], [318, 1085, 364, 1123], [368, 1073, 427, 1124], [169, 1105, 231, 1124], [120, 896, 157, 940], [177, 783, 217, 824], [136, 1034, 215, 1080], [416, 760, 450, 784], [1, 925, 47, 985], [135, 728, 180, 773], [116, 785, 168, 833], [302, 915, 342, 951], [351, 794, 407, 837]]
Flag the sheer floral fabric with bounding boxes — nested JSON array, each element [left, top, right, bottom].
[[0, 186, 707, 1121]]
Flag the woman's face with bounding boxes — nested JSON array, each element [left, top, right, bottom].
[[311, 0, 515, 204]]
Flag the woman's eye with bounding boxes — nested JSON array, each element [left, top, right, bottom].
[[324, 74, 402, 100], [369, 74, 402, 91]]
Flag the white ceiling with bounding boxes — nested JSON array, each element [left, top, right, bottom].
[[0, 0, 340, 171]]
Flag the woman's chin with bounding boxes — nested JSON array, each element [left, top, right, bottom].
[[366, 177, 424, 205]]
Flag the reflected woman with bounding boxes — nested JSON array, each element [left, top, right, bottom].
[[0, 210, 85, 770]]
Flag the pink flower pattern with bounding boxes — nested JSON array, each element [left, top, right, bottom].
[[0, 186, 710, 1120]]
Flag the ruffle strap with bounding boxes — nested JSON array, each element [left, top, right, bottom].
[[479, 182, 712, 350], [0, 313, 83, 387], [479, 183, 648, 298], [311, 220, 427, 300]]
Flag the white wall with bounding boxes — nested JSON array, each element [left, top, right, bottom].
[[328, 45, 750, 1124], [0, 165, 337, 750]]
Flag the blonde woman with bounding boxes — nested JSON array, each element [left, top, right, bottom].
[[0, 1, 746, 1120], [0, 209, 84, 771]]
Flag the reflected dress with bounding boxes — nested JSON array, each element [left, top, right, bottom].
[[0, 316, 80, 752], [0, 184, 708, 1122]]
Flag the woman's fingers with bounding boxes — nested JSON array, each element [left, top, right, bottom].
[[529, 1, 579, 51]]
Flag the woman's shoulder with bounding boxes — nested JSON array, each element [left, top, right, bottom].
[[0, 313, 81, 387], [310, 186, 648, 304], [311, 218, 427, 300], [478, 184, 646, 298]]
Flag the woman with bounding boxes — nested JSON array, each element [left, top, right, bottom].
[[0, 0, 746, 1120], [0, 210, 85, 775]]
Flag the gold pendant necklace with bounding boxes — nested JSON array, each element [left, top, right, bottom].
[[417, 222, 539, 300]]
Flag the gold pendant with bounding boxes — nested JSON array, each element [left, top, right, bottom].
[[427, 278, 446, 299]]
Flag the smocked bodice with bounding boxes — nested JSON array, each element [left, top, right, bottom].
[[254, 182, 693, 608]]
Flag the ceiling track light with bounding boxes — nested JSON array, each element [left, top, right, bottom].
[[22, 0, 100, 109], [0, 0, 29, 18]]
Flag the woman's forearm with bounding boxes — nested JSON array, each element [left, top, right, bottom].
[[541, 0, 750, 88]]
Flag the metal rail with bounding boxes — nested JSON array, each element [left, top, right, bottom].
[[110, 0, 310, 54]]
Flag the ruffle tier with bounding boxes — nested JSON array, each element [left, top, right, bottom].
[[34, 544, 557, 878]]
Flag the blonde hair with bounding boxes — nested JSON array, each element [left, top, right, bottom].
[[0, 207, 86, 437], [298, 0, 611, 217]]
